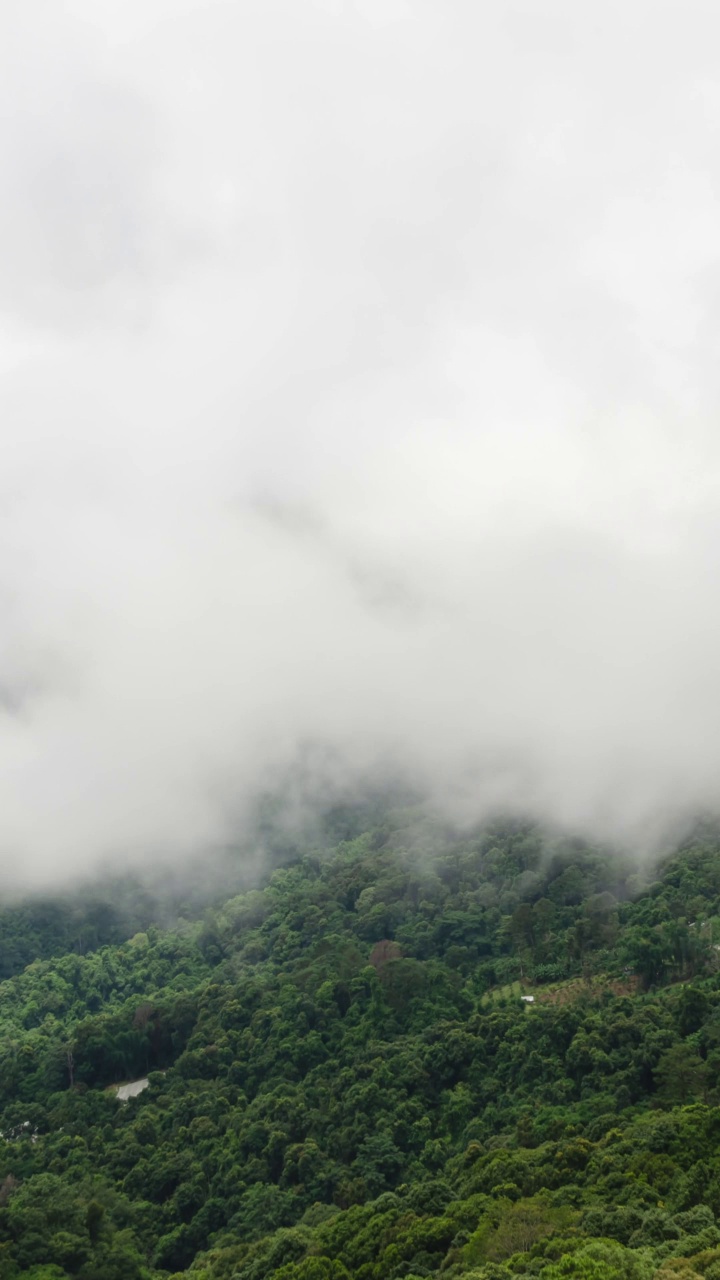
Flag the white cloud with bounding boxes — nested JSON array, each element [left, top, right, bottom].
[[1, 0, 720, 885]]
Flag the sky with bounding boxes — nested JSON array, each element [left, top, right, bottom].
[[2, 0, 720, 887]]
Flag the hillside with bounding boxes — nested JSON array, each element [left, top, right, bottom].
[[3, 813, 720, 1279]]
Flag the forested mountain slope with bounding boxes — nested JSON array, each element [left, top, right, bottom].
[[3, 813, 720, 1279]]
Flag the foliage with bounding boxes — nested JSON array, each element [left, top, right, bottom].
[[2, 812, 720, 1277]]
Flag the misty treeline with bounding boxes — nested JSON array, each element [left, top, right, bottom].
[[0, 789, 390, 983], [3, 810, 720, 1277]]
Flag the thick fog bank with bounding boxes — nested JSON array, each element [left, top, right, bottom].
[[2, 1, 720, 888]]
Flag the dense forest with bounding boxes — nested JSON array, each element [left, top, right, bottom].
[[4, 807, 720, 1279]]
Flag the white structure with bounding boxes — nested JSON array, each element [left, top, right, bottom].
[[115, 1077, 150, 1101], [521, 995, 535, 1003]]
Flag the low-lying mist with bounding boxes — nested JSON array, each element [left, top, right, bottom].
[[2, 0, 720, 890]]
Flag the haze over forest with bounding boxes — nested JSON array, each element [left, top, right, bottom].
[[2, 0, 720, 887]]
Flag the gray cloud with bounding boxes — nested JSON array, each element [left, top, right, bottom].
[[1, 0, 720, 886]]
